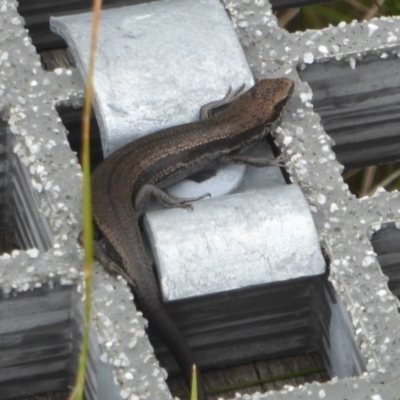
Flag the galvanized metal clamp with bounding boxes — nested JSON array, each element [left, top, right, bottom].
[[51, 1, 324, 309]]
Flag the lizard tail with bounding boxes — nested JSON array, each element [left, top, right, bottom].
[[128, 255, 207, 399]]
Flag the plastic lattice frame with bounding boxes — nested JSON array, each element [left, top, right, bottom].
[[1, 0, 400, 399]]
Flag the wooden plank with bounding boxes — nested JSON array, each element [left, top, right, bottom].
[[22, 354, 329, 399], [40, 48, 75, 70], [168, 353, 329, 399]]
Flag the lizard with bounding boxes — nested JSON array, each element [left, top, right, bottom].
[[90, 77, 294, 399]]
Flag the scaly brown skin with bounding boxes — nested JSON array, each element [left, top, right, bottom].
[[90, 78, 294, 399]]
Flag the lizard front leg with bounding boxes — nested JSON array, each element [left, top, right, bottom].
[[199, 83, 246, 120]]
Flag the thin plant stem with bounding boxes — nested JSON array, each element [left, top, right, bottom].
[[342, 167, 362, 180], [368, 167, 400, 196], [69, 1, 102, 399], [191, 364, 198, 400], [278, 8, 300, 27], [364, 0, 386, 19], [344, 0, 370, 13], [360, 165, 376, 197]]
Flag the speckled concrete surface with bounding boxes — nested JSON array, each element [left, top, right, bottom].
[[1, 0, 400, 399], [225, 0, 400, 399]]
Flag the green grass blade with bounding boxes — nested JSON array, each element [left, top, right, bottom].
[[69, 1, 103, 399], [190, 364, 198, 400]]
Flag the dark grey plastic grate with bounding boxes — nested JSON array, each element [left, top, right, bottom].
[[299, 54, 400, 169], [0, 284, 79, 399], [1, 0, 400, 399]]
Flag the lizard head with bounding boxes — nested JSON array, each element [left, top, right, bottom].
[[250, 77, 294, 126]]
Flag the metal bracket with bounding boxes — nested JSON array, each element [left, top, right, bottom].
[[51, 0, 324, 304]]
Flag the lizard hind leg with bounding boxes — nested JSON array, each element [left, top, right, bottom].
[[219, 148, 289, 167], [134, 183, 210, 217]]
